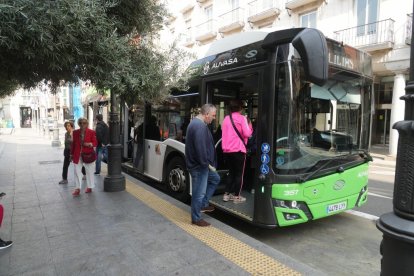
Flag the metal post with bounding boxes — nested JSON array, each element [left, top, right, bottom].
[[103, 91, 125, 192], [376, 3, 414, 275], [51, 93, 61, 147], [69, 83, 74, 121]]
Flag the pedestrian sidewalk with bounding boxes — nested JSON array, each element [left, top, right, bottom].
[[0, 128, 322, 276], [369, 145, 396, 168]]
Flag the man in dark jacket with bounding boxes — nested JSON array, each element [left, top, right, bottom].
[[185, 104, 220, 227], [95, 114, 109, 174]]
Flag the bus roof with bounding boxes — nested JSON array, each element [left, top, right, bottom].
[[187, 28, 372, 81], [205, 31, 270, 57]]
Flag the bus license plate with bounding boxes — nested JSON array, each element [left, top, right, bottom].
[[327, 202, 347, 214]]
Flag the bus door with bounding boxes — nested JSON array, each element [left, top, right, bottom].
[[143, 104, 165, 181], [205, 71, 262, 221], [131, 104, 146, 173]]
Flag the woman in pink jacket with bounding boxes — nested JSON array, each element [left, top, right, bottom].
[[221, 100, 253, 203]]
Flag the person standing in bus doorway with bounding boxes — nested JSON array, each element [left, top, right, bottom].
[[71, 118, 98, 196], [185, 104, 220, 227], [94, 114, 109, 175], [222, 100, 253, 203]]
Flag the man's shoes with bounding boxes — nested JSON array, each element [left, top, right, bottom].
[[223, 193, 234, 202], [0, 239, 13, 250], [191, 219, 211, 227], [94, 172, 100, 175], [72, 189, 80, 196], [58, 179, 68, 184], [201, 205, 215, 213], [85, 188, 92, 193]]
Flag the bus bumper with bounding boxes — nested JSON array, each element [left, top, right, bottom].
[[271, 164, 370, 227]]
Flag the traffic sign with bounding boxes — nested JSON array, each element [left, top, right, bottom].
[[261, 154, 270, 164], [260, 164, 270, 175], [261, 143, 270, 154]]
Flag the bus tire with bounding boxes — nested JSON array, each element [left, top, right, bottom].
[[166, 157, 189, 202]]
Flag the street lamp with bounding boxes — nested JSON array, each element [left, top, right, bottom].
[[376, 3, 414, 275], [103, 90, 126, 192]]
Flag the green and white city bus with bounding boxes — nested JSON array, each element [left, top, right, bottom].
[[121, 28, 373, 227]]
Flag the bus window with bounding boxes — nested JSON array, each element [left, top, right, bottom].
[[159, 87, 199, 143]]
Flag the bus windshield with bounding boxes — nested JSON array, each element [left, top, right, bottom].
[[275, 60, 371, 174]]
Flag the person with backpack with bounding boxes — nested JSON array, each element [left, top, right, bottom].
[[221, 100, 253, 203]]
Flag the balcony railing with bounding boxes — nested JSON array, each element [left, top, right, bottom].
[[406, 14, 412, 45], [248, 0, 280, 23], [195, 19, 217, 41], [219, 7, 245, 33], [334, 19, 395, 52]]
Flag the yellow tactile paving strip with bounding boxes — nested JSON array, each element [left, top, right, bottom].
[[125, 179, 301, 276]]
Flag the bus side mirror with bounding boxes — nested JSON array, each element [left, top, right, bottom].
[[292, 29, 328, 87]]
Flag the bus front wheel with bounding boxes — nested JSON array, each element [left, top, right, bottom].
[[166, 157, 189, 202]]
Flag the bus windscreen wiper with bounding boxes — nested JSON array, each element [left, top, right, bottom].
[[356, 149, 373, 162], [298, 157, 337, 183]]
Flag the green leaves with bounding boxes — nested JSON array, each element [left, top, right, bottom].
[[0, 0, 187, 102]]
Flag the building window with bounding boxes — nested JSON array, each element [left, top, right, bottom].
[[229, 0, 239, 9], [300, 11, 317, 28], [262, 0, 274, 9], [205, 5, 213, 20], [357, 0, 378, 36]]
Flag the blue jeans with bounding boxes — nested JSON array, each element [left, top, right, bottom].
[[95, 146, 108, 173], [189, 167, 220, 222]]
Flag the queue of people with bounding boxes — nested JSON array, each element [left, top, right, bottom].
[[58, 115, 109, 197], [185, 101, 253, 227], [57, 102, 251, 228]]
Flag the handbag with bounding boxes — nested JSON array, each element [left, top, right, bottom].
[[81, 151, 96, 164], [80, 132, 96, 164]]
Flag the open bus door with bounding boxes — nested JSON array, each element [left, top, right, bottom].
[[204, 70, 262, 222], [131, 104, 148, 174]]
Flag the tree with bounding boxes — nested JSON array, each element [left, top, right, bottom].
[[0, 0, 188, 102]]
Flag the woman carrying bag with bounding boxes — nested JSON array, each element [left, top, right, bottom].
[[221, 100, 253, 203], [71, 117, 98, 196]]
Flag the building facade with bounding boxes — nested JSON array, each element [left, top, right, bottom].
[[161, 0, 413, 156]]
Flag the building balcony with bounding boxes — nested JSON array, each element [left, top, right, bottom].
[[285, 0, 319, 10], [334, 19, 395, 52], [195, 19, 217, 42], [248, 0, 280, 23], [406, 13, 412, 45], [179, 33, 195, 47], [180, 3, 194, 14], [218, 7, 245, 33]]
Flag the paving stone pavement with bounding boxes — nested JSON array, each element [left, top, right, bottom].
[[0, 128, 322, 276]]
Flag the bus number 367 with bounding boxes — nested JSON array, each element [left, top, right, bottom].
[[284, 190, 299, 196]]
